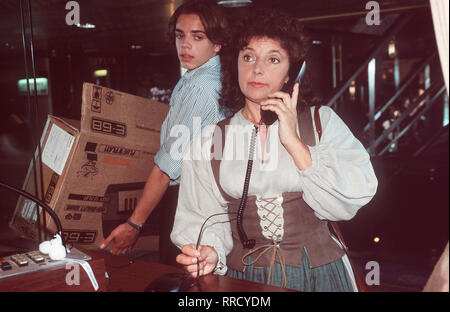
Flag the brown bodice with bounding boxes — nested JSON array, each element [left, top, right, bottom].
[[225, 192, 344, 271], [210, 107, 345, 272]]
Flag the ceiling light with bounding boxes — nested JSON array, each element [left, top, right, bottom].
[[94, 69, 108, 77], [217, 0, 252, 7], [17, 78, 48, 95], [76, 23, 96, 29], [388, 40, 396, 58], [349, 80, 356, 98]]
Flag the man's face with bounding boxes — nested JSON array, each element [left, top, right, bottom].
[[175, 14, 221, 71]]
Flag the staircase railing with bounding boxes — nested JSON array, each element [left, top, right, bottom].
[[361, 53, 439, 134], [376, 84, 446, 155], [324, 14, 413, 109], [322, 12, 447, 156]]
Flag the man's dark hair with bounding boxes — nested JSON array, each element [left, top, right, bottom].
[[220, 8, 320, 114], [168, 0, 229, 48]]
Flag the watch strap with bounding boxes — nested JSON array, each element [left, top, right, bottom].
[[127, 218, 143, 231]]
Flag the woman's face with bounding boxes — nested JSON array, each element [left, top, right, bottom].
[[175, 14, 221, 71], [238, 36, 290, 106]]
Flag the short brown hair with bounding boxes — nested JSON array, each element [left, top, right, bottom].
[[168, 0, 229, 48]]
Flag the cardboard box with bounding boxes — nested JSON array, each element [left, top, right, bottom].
[[9, 82, 169, 249]]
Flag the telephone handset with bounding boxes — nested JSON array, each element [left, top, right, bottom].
[[260, 61, 306, 126], [260, 106, 279, 126]]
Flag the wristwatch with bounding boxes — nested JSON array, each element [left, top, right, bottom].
[[127, 218, 144, 231]]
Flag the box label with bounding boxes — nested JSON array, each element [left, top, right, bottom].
[[98, 144, 140, 158], [91, 117, 126, 137], [21, 199, 41, 224], [66, 204, 105, 213], [42, 124, 75, 175], [68, 193, 110, 203], [44, 173, 60, 204], [62, 230, 97, 244]]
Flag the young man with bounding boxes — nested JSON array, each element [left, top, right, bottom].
[[99, 0, 229, 266]]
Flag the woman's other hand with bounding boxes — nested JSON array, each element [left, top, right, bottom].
[[176, 244, 218, 277]]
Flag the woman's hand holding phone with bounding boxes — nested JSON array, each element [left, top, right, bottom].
[[260, 82, 312, 170], [260, 82, 300, 148]]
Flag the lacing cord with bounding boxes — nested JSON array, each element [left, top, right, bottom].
[[241, 239, 287, 288]]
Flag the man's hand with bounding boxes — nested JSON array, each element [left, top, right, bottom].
[[176, 244, 218, 278], [98, 165, 170, 255], [99, 222, 139, 255]]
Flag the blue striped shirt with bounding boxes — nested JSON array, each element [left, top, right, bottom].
[[154, 55, 228, 185]]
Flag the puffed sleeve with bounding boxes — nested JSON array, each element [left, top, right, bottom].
[[298, 106, 378, 221], [170, 126, 234, 275]]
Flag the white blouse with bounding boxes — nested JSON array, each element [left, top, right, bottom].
[[171, 106, 378, 275]]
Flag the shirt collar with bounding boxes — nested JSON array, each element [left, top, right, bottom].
[[183, 55, 220, 78]]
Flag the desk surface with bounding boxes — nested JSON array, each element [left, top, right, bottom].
[[86, 249, 295, 292]]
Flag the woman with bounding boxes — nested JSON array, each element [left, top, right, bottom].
[[171, 9, 378, 291]]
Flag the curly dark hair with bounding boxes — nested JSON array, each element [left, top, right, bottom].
[[168, 0, 229, 50], [220, 8, 318, 114]]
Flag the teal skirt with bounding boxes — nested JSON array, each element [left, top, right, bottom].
[[226, 248, 355, 292]]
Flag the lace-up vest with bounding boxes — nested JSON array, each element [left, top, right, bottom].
[[210, 107, 345, 272]]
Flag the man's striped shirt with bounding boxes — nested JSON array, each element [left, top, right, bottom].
[[154, 55, 228, 185]]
